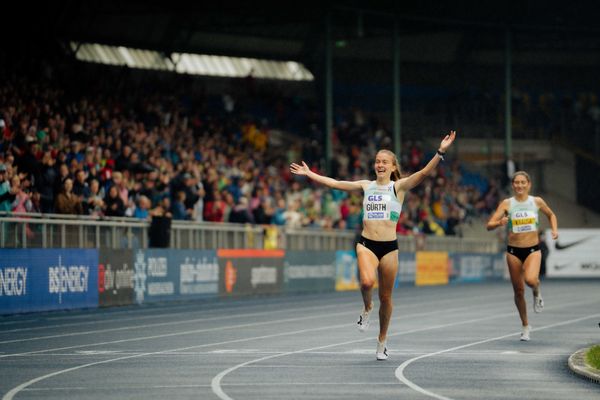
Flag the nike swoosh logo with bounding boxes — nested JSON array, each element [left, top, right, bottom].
[[554, 237, 591, 250]]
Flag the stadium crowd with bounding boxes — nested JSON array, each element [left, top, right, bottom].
[[0, 62, 503, 237]]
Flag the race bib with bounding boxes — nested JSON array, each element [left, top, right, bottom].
[[511, 210, 536, 233], [364, 194, 390, 220]]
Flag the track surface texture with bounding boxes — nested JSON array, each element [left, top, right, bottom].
[[1, 279, 599, 400]]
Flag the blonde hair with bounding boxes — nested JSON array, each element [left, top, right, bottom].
[[377, 150, 401, 181], [511, 171, 531, 183]]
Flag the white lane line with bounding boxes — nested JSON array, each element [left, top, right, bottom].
[[0, 296, 363, 335], [0, 288, 576, 342], [394, 312, 600, 400], [209, 298, 600, 400], [4, 298, 595, 400], [2, 303, 515, 400], [0, 290, 494, 334], [0, 302, 495, 358], [22, 382, 397, 391], [209, 310, 524, 400], [0, 302, 362, 344], [0, 319, 40, 326], [5, 350, 574, 359], [2, 321, 361, 400], [0, 297, 347, 334], [0, 311, 355, 358], [0, 290, 375, 330]]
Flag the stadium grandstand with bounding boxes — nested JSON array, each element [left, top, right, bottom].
[[2, 2, 599, 248], [1, 2, 600, 399]]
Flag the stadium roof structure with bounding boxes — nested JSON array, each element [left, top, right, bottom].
[[8, 1, 600, 70]]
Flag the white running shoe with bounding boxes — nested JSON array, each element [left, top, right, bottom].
[[376, 340, 388, 361], [520, 325, 531, 341], [534, 293, 544, 313], [357, 304, 373, 332]]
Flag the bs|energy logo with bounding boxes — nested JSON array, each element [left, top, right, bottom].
[[48, 256, 91, 304], [0, 266, 27, 297]]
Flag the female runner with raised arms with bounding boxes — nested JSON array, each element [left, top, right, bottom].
[[290, 131, 456, 360]]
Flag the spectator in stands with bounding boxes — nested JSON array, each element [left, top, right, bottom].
[[282, 199, 302, 229], [345, 202, 362, 230], [171, 190, 189, 220], [84, 178, 104, 216], [115, 144, 132, 172], [445, 204, 462, 236], [54, 163, 71, 196], [192, 178, 205, 222], [150, 196, 172, 218], [0, 164, 15, 212], [10, 175, 31, 213], [14, 135, 40, 182], [0, 64, 494, 242], [486, 171, 558, 341], [204, 190, 226, 222], [134, 195, 152, 220], [290, 131, 456, 361], [103, 185, 125, 217], [72, 169, 89, 199], [66, 140, 84, 166], [55, 178, 83, 215], [148, 196, 172, 248], [271, 197, 287, 226], [111, 171, 129, 206], [37, 151, 58, 213], [29, 190, 42, 214], [228, 196, 254, 224]]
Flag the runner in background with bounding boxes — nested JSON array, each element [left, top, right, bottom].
[[486, 171, 558, 341]]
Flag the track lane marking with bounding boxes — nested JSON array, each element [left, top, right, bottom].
[[394, 312, 600, 400], [2, 301, 516, 400]]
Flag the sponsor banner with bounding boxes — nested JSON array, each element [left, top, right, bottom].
[[134, 249, 218, 304], [415, 251, 449, 286], [451, 253, 506, 283], [491, 253, 508, 280], [335, 250, 359, 291], [217, 249, 284, 297], [395, 253, 416, 286], [450, 253, 488, 283], [546, 229, 600, 277], [285, 251, 336, 293], [99, 249, 134, 307], [0, 249, 98, 314]]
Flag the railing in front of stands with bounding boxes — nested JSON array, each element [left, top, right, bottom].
[[0, 213, 500, 253]]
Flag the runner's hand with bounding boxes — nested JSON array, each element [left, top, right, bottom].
[[290, 161, 310, 176], [439, 130, 456, 152]]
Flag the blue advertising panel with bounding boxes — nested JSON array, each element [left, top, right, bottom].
[[450, 253, 488, 283], [285, 251, 336, 293], [449, 253, 505, 283], [490, 253, 507, 279], [335, 250, 359, 291], [395, 252, 416, 286], [133, 249, 218, 304], [0, 249, 98, 314]]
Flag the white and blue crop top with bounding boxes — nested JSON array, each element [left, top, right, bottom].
[[362, 181, 403, 222]]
